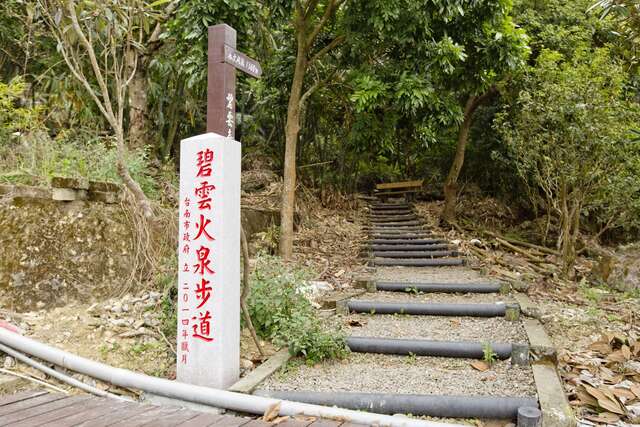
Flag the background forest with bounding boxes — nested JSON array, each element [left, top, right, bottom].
[[1, 0, 639, 275]]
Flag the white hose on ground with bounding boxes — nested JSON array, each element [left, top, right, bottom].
[[0, 328, 462, 427], [0, 342, 131, 401]]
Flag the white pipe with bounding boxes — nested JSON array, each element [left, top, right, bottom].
[[0, 328, 461, 427], [0, 342, 131, 401]]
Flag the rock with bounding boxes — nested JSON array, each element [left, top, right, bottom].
[[3, 356, 15, 369], [111, 303, 123, 314], [240, 359, 254, 370], [122, 304, 130, 313], [469, 238, 482, 246], [36, 301, 46, 309], [111, 319, 128, 327]]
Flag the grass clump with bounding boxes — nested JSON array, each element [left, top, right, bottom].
[[248, 254, 349, 364]]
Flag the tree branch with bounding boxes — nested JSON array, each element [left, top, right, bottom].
[[306, 0, 345, 48], [308, 35, 345, 65]]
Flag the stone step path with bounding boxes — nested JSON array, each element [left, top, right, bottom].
[[258, 198, 543, 425], [364, 203, 465, 268]]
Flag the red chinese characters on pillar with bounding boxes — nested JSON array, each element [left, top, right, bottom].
[[189, 148, 216, 343], [178, 148, 218, 365]]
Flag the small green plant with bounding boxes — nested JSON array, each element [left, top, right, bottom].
[[248, 254, 349, 364], [405, 287, 420, 295], [406, 352, 417, 365], [482, 342, 498, 366]]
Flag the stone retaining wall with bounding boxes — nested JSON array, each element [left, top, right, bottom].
[[0, 179, 133, 312]]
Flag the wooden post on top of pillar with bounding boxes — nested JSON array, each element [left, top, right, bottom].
[[207, 24, 237, 138]]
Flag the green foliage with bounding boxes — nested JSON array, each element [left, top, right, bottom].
[[337, 0, 528, 186], [496, 46, 640, 265], [247, 254, 349, 364], [482, 342, 498, 365], [0, 78, 42, 139]]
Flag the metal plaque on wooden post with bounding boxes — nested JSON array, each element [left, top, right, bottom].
[[178, 23, 261, 389]]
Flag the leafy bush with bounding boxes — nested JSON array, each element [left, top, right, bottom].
[[0, 130, 159, 198], [0, 77, 42, 141], [248, 254, 348, 364], [496, 46, 640, 272]]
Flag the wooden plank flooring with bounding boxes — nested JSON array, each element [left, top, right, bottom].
[[0, 391, 365, 426]]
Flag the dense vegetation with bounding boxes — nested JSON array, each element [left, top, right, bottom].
[[1, 0, 639, 275]]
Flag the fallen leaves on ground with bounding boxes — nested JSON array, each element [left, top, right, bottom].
[[470, 360, 491, 372], [262, 402, 281, 422], [561, 334, 640, 425]]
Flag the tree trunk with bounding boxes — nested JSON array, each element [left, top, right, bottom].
[[559, 183, 581, 277], [128, 66, 149, 150], [279, 35, 308, 260], [441, 88, 497, 223], [115, 126, 154, 218]]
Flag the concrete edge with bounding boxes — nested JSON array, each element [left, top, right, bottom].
[[518, 296, 576, 427], [513, 293, 542, 319], [523, 318, 557, 364], [531, 363, 576, 427], [227, 347, 291, 394], [320, 290, 366, 309]]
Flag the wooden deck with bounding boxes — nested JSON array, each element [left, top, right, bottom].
[[0, 391, 362, 427]]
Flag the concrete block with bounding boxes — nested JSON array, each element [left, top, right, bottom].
[[511, 343, 530, 367], [51, 176, 89, 190], [228, 348, 291, 394], [514, 293, 542, 319], [88, 181, 121, 192], [88, 191, 119, 204], [52, 188, 78, 201], [0, 184, 52, 200], [523, 318, 557, 364], [320, 290, 365, 309], [532, 363, 576, 427], [500, 282, 511, 294], [353, 278, 371, 289], [505, 304, 520, 321], [336, 300, 349, 316], [518, 407, 542, 427]]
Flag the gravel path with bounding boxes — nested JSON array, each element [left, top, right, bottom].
[[262, 214, 538, 410], [352, 291, 515, 304], [344, 313, 528, 343], [263, 353, 537, 397], [375, 266, 489, 283]]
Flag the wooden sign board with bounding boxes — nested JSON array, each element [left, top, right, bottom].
[[224, 45, 262, 78]]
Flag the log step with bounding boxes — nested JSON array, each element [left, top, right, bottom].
[[346, 336, 513, 359], [370, 220, 423, 227], [374, 281, 503, 293], [370, 244, 451, 251], [368, 238, 447, 245], [371, 232, 432, 243], [372, 257, 464, 267], [371, 250, 459, 258], [347, 300, 508, 317], [253, 390, 538, 420]]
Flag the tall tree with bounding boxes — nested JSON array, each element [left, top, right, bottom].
[[126, 0, 180, 150], [277, 0, 346, 259], [39, 0, 153, 217]]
